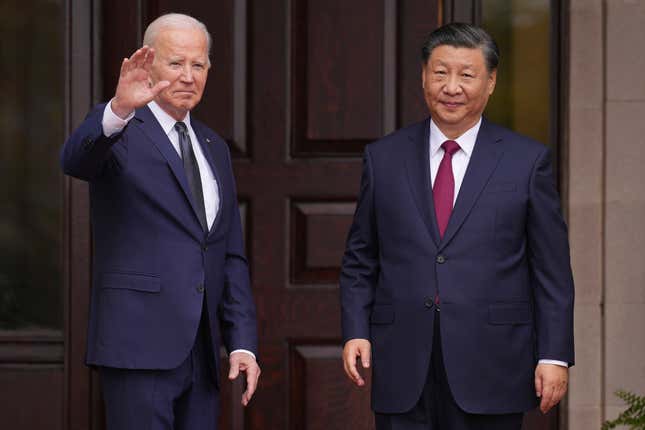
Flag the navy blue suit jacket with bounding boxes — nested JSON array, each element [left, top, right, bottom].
[[61, 104, 258, 386], [340, 118, 574, 414]]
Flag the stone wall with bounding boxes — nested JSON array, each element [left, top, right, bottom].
[[567, 1, 645, 428]]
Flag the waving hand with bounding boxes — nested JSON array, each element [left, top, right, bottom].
[[111, 46, 171, 118]]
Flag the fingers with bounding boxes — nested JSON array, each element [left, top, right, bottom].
[[241, 363, 261, 406], [540, 384, 555, 414], [130, 45, 149, 69], [150, 80, 171, 96], [360, 343, 371, 369], [120, 46, 151, 77], [549, 378, 568, 412], [228, 353, 261, 406], [342, 340, 370, 387], [540, 381, 566, 414], [228, 356, 240, 380], [535, 364, 568, 414], [348, 354, 364, 386], [534, 370, 543, 398], [343, 343, 362, 385], [119, 58, 128, 77], [143, 48, 155, 72], [550, 384, 564, 412]]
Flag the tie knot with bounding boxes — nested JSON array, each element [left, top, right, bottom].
[[441, 140, 460, 156], [175, 121, 188, 134]]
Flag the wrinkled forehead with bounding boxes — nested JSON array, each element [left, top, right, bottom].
[[427, 45, 487, 67], [154, 27, 208, 56]]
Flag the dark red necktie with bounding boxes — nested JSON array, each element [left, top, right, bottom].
[[433, 140, 460, 238]]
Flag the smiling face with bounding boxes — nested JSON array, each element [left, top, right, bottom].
[[422, 45, 496, 139], [150, 27, 210, 120]]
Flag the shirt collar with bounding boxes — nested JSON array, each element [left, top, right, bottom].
[[429, 117, 482, 158], [147, 101, 191, 136]]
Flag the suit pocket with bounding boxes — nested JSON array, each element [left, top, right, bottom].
[[486, 182, 517, 193], [370, 305, 395, 325], [488, 302, 531, 325], [100, 272, 161, 293]]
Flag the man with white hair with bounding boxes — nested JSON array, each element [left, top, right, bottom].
[[61, 13, 259, 429]]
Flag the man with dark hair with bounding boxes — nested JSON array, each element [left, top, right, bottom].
[[340, 22, 574, 429], [61, 13, 259, 430]]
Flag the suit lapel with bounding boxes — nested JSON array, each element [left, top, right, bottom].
[[405, 118, 441, 248], [439, 118, 503, 250], [192, 123, 225, 236], [133, 106, 205, 236]]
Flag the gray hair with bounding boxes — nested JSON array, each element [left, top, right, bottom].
[[421, 22, 499, 73], [143, 13, 212, 65]]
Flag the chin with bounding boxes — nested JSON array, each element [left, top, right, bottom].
[[173, 101, 196, 110], [436, 114, 464, 125]]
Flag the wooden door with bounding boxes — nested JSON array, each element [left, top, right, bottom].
[[226, 2, 438, 428]]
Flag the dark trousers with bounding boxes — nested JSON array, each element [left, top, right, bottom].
[[100, 303, 219, 430], [375, 311, 524, 430]]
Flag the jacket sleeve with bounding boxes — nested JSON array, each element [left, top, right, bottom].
[[339, 146, 380, 344], [60, 103, 126, 181], [527, 146, 575, 365], [218, 144, 259, 356]]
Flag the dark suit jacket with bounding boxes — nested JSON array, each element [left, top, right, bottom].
[[340, 117, 574, 414], [61, 103, 258, 386]]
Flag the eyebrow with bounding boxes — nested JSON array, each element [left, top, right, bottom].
[[433, 60, 476, 69]]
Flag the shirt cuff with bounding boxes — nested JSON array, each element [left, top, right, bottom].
[[538, 359, 568, 368], [102, 98, 135, 137], [229, 349, 256, 360]]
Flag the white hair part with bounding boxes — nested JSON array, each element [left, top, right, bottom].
[[143, 13, 212, 65]]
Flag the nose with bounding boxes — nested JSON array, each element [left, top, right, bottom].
[[443, 74, 462, 95], [180, 65, 194, 83]]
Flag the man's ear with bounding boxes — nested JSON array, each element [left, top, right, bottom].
[[488, 69, 497, 95], [421, 65, 427, 89]]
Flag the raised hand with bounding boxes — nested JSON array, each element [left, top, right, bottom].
[[111, 46, 171, 119]]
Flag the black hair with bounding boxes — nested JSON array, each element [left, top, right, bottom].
[[421, 22, 499, 72]]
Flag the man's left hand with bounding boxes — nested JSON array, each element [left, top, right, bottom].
[[228, 352, 261, 406], [534, 363, 568, 414]]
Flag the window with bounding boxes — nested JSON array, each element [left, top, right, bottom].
[[482, 0, 552, 146], [0, 0, 64, 330]]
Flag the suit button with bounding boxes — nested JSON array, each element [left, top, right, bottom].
[[424, 298, 434, 309], [202, 245, 208, 252], [436, 255, 446, 264], [196, 284, 205, 293]]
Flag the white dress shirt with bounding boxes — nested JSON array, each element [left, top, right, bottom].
[[101, 100, 255, 360], [429, 118, 481, 197], [103, 100, 220, 228], [428, 118, 567, 369]]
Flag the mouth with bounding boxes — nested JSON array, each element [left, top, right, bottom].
[[440, 101, 463, 109]]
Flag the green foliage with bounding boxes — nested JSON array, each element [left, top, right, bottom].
[[602, 390, 645, 430]]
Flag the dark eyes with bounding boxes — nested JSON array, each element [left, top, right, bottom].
[[434, 71, 473, 78], [431, 70, 474, 78]]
